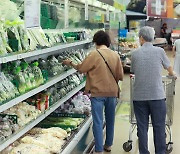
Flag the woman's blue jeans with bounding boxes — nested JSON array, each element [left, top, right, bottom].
[[133, 99, 166, 154], [90, 97, 116, 152]]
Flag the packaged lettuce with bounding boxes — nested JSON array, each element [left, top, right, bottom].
[[6, 21, 23, 52], [0, 36, 7, 56], [18, 25, 30, 51], [0, 20, 8, 56], [21, 61, 33, 91], [47, 56, 64, 76], [0, 82, 8, 102], [31, 61, 44, 86], [13, 66, 26, 94], [0, 72, 19, 99], [0, 20, 13, 53], [26, 66, 36, 88]]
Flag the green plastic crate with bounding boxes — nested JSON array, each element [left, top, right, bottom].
[[41, 4, 51, 18]]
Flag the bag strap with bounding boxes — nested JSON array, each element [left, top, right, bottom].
[[97, 49, 117, 84]]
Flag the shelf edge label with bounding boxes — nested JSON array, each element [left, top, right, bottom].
[[25, 0, 41, 28]]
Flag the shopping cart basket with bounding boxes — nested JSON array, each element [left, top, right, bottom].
[[123, 75, 176, 153]]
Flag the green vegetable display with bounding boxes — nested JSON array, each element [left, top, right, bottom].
[[39, 117, 84, 130]]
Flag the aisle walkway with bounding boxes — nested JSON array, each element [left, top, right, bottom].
[[107, 51, 180, 154]]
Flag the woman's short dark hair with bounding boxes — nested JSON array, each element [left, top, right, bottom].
[[93, 30, 111, 47]]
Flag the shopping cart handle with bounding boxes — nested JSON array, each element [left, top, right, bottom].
[[163, 75, 177, 80]]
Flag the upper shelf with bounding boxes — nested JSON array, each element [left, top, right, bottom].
[[0, 39, 92, 64]]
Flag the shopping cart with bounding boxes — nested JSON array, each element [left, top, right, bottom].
[[123, 75, 176, 153]]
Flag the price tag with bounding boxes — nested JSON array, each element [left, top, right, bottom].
[[106, 7, 110, 22], [18, 54, 22, 59], [25, 0, 40, 28], [2, 57, 7, 63], [64, 0, 69, 28]]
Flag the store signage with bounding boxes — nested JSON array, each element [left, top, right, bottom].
[[24, 0, 40, 28], [114, 1, 126, 12], [126, 0, 146, 15], [97, 0, 125, 12], [147, 0, 180, 18], [85, 0, 88, 20]]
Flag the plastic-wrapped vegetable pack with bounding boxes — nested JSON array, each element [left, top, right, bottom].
[[4, 102, 41, 127], [18, 25, 30, 51], [0, 0, 20, 21], [0, 21, 8, 56], [55, 91, 91, 115], [0, 115, 19, 143], [0, 72, 19, 104], [47, 56, 64, 76], [6, 21, 23, 52], [31, 61, 44, 87], [2, 127, 68, 154]]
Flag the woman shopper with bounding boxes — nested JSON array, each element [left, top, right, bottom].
[[63, 30, 124, 154], [173, 39, 180, 76], [131, 26, 176, 154], [161, 23, 172, 47]]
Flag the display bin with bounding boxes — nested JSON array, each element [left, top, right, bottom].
[[41, 16, 50, 29], [41, 4, 51, 18], [48, 19, 58, 29]]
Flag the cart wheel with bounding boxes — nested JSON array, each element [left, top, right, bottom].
[[123, 141, 132, 152], [166, 143, 173, 154]]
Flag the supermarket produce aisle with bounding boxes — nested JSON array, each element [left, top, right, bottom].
[[108, 51, 180, 154]]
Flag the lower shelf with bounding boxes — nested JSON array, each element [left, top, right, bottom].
[[0, 82, 86, 152], [61, 115, 92, 154]]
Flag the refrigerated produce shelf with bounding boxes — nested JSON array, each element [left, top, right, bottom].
[[61, 115, 92, 154], [0, 82, 86, 152], [0, 39, 92, 64], [0, 69, 77, 113]]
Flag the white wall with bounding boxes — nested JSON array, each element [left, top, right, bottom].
[[146, 19, 162, 37], [161, 18, 180, 33]]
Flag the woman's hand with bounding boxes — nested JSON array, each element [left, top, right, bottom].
[[63, 59, 72, 66]]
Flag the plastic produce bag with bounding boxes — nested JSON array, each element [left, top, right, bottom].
[[18, 25, 30, 51], [20, 61, 33, 91], [31, 61, 44, 86], [0, 21, 8, 56], [29, 28, 50, 48], [6, 21, 23, 52], [0, 72, 19, 98], [47, 56, 64, 76], [0, 0, 21, 21]]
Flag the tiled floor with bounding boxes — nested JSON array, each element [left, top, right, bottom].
[[107, 51, 180, 154]]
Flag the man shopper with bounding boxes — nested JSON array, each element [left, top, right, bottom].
[[63, 30, 124, 154], [131, 26, 176, 154]]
